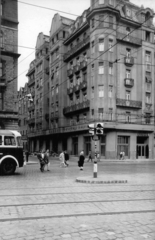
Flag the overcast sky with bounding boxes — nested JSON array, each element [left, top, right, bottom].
[[18, 0, 155, 90]]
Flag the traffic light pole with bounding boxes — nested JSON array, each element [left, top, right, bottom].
[[93, 140, 97, 178]]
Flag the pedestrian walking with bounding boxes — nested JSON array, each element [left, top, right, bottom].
[[25, 149, 30, 162], [87, 150, 93, 162], [37, 149, 46, 172], [120, 151, 123, 160], [64, 150, 69, 166], [59, 150, 67, 167], [78, 150, 85, 170], [44, 149, 50, 171]]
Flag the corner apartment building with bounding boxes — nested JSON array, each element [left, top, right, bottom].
[[0, 0, 20, 130], [27, 0, 155, 160]]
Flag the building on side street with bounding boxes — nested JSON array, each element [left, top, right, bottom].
[[24, 0, 155, 160], [17, 84, 29, 150], [0, 0, 20, 130]]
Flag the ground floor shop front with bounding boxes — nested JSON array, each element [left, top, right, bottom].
[[28, 129, 154, 160]]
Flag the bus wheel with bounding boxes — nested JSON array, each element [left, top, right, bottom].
[[1, 159, 16, 175]]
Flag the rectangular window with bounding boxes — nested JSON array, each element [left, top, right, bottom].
[[98, 85, 104, 97], [126, 112, 131, 123], [146, 83, 151, 92], [99, 15, 104, 27], [4, 136, 16, 146], [92, 41, 95, 53], [91, 87, 94, 98], [108, 86, 113, 97], [91, 109, 94, 117], [99, 38, 104, 51], [126, 48, 131, 57], [92, 64, 94, 71], [99, 0, 104, 4], [146, 31, 151, 42], [109, 62, 113, 75], [109, 16, 113, 28], [98, 108, 104, 119], [109, 38, 113, 51], [145, 51, 151, 62], [146, 63, 151, 71], [126, 90, 131, 100], [126, 69, 131, 78], [91, 75, 94, 85], [146, 93, 151, 103], [145, 113, 151, 124], [109, 108, 113, 121], [99, 62, 104, 74], [92, 18, 94, 28]]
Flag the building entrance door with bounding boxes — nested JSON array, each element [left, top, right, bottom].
[[136, 136, 149, 159]]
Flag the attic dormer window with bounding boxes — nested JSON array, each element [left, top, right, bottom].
[[126, 8, 131, 17], [145, 12, 151, 21]]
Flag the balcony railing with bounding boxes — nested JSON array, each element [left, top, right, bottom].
[[80, 60, 87, 70], [67, 68, 74, 77], [116, 98, 142, 109], [67, 87, 73, 95], [73, 64, 80, 74], [64, 36, 89, 61], [80, 80, 87, 90], [73, 84, 80, 92], [124, 57, 134, 67], [117, 32, 142, 46], [63, 99, 90, 115], [124, 78, 134, 88]]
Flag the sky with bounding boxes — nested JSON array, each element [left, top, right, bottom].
[[18, 0, 155, 90]]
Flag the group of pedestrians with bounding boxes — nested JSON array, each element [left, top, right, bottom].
[[37, 149, 50, 172], [36, 148, 97, 172]]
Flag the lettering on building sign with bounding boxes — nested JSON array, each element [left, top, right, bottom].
[[64, 124, 87, 132], [137, 133, 149, 137]]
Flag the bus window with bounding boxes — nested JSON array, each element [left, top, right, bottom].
[[4, 136, 16, 146], [0, 136, 2, 145], [17, 137, 22, 147]]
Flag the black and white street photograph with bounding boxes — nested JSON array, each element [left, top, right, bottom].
[[0, 0, 155, 239]]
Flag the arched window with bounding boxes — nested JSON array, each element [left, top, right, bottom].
[[0, 31, 4, 49]]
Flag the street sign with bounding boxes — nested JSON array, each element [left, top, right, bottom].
[[92, 135, 99, 141]]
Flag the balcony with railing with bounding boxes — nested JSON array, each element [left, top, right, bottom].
[[116, 98, 142, 109], [124, 78, 134, 88], [124, 57, 134, 67], [80, 60, 87, 70], [73, 84, 81, 92], [63, 99, 90, 115], [64, 36, 90, 61], [73, 64, 80, 74], [117, 32, 142, 46], [80, 80, 87, 90], [67, 68, 74, 77]]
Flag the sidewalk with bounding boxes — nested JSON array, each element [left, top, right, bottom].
[[26, 155, 155, 165]]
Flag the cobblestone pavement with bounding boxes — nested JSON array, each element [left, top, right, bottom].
[[0, 158, 155, 240]]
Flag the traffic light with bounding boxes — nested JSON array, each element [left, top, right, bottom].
[[96, 122, 104, 135], [88, 123, 95, 135]]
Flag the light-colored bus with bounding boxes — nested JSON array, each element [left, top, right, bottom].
[[0, 130, 24, 175]]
